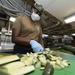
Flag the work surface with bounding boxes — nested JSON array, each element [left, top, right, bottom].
[[0, 51, 75, 75], [29, 51, 75, 75]]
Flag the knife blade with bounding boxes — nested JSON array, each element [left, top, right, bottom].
[[42, 62, 54, 75]]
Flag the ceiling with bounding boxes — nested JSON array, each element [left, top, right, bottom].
[[34, 0, 75, 35], [35, 0, 75, 23]]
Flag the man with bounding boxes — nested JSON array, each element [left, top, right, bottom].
[[12, 3, 44, 54]]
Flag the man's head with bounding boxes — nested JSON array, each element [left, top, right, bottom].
[[31, 2, 44, 21], [32, 3, 44, 15]]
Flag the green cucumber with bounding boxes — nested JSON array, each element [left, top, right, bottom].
[[61, 45, 75, 54]]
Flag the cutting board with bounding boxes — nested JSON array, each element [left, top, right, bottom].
[[28, 52, 75, 75], [28, 60, 75, 75]]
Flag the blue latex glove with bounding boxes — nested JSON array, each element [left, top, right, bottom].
[[30, 40, 44, 52]]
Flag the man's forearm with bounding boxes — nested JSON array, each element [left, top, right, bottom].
[[39, 40, 44, 48], [12, 37, 30, 45]]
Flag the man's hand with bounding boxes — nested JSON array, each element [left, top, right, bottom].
[[30, 40, 44, 52]]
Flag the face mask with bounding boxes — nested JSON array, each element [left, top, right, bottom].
[[31, 12, 40, 21]]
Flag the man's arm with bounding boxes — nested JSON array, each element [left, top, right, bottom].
[[38, 30, 44, 47], [12, 28, 30, 45]]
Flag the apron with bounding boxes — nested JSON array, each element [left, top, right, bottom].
[[13, 44, 34, 54]]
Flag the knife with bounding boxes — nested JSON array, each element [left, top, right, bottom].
[[42, 62, 54, 75]]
